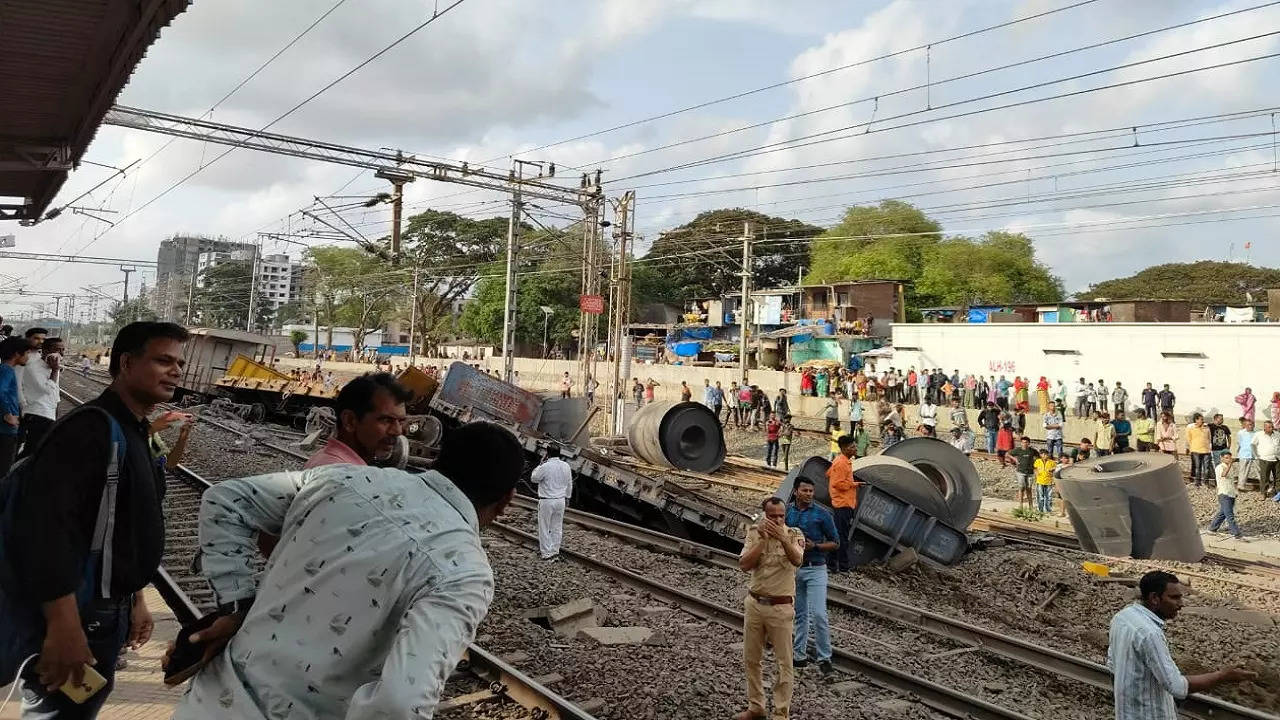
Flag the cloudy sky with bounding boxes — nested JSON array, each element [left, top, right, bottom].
[[5, 0, 1280, 320]]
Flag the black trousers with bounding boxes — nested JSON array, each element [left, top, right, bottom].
[[829, 507, 855, 571], [0, 433, 18, 476], [19, 413, 54, 458]]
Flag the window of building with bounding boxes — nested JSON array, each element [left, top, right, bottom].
[[1160, 351, 1207, 359], [1042, 349, 1081, 356]]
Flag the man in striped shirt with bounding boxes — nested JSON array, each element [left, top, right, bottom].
[[1107, 571, 1254, 720]]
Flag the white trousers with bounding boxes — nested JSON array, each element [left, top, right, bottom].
[[538, 498, 566, 558]]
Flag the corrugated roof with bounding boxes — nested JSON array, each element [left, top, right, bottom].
[[0, 0, 191, 222]]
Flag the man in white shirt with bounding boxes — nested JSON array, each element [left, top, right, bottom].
[[1108, 571, 1253, 720], [1072, 376, 1089, 418], [170, 421, 524, 720], [918, 399, 938, 428], [531, 444, 574, 560], [18, 335, 61, 457], [1235, 418, 1258, 490], [1252, 421, 1280, 496], [1207, 452, 1243, 538], [559, 371, 572, 398]]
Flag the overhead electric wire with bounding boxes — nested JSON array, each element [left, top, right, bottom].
[[509, 0, 1105, 157], [59, 0, 472, 260], [613, 42, 1280, 183], [584, 2, 1280, 171]]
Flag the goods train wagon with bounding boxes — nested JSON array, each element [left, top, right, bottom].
[[178, 327, 279, 400]]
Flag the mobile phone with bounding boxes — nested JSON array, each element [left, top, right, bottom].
[[60, 664, 107, 704], [163, 612, 221, 686]]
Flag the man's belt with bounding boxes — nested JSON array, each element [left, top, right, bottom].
[[749, 592, 793, 605], [802, 560, 828, 566]]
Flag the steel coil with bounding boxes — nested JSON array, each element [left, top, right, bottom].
[[1056, 452, 1204, 563], [625, 400, 726, 473]]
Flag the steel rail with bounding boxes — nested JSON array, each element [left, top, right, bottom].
[[508, 496, 1277, 720], [489, 519, 1036, 720], [67, 372, 313, 462]]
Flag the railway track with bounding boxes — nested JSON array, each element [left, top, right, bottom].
[[60, 377, 1276, 717], [57, 386, 597, 720], [506, 496, 1275, 720], [707, 451, 1280, 582]]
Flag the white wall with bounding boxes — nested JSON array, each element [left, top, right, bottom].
[[890, 323, 1280, 418]]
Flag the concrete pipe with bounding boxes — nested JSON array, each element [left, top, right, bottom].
[[880, 437, 983, 528], [1056, 453, 1204, 563], [625, 400, 726, 473]]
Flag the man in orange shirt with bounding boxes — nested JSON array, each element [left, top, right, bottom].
[[825, 435, 863, 572]]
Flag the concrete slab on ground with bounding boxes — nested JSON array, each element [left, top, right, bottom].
[[0, 587, 181, 720]]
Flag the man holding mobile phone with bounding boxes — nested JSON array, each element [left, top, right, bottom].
[[18, 335, 64, 458], [3, 322, 189, 718]]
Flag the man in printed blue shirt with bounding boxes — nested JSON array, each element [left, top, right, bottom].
[[784, 476, 838, 676]]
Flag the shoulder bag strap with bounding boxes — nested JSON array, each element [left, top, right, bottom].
[[89, 414, 126, 600]]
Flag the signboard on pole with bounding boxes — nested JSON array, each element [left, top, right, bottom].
[[0, 235, 14, 248], [579, 294, 604, 314]]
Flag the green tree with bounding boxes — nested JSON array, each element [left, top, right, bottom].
[[108, 298, 157, 331], [806, 200, 1062, 309], [274, 300, 309, 327], [643, 209, 822, 298], [192, 260, 271, 330], [288, 329, 308, 356], [398, 209, 511, 354], [456, 226, 585, 352], [1079, 261, 1280, 304], [305, 247, 396, 357]]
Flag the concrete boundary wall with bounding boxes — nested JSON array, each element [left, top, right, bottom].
[[890, 323, 1280, 421]]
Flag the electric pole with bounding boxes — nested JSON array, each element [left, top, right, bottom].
[[738, 222, 753, 385], [606, 190, 635, 436], [500, 160, 524, 383], [576, 170, 604, 395], [246, 242, 260, 332], [408, 266, 419, 363], [119, 265, 136, 323], [374, 168, 414, 263]]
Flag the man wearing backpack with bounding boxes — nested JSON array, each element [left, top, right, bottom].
[[2, 321, 189, 718]]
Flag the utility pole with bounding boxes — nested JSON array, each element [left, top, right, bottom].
[[407, 266, 419, 363], [606, 191, 635, 436], [500, 160, 525, 383], [119, 265, 136, 323], [576, 170, 604, 394], [738, 222, 753, 385], [245, 243, 260, 332], [313, 306, 321, 360], [374, 168, 414, 263]]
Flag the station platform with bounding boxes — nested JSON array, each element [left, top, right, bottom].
[[1, 588, 180, 720]]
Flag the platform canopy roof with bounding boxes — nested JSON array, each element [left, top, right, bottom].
[[0, 0, 190, 223]]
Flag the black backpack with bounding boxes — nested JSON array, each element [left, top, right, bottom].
[[0, 406, 126, 683]]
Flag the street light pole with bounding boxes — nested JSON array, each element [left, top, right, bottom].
[[540, 306, 554, 358]]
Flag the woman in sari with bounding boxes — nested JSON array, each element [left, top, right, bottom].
[[1036, 376, 1050, 413], [1014, 376, 1030, 412]]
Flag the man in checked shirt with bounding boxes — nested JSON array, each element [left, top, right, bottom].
[[1107, 571, 1254, 720]]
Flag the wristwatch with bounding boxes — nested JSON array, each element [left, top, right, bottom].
[[217, 597, 254, 617]]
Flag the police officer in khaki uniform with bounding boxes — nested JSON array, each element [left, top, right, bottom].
[[735, 496, 805, 720]]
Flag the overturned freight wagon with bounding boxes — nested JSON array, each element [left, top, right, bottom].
[[179, 327, 279, 401], [429, 362, 748, 549], [774, 438, 981, 568]]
